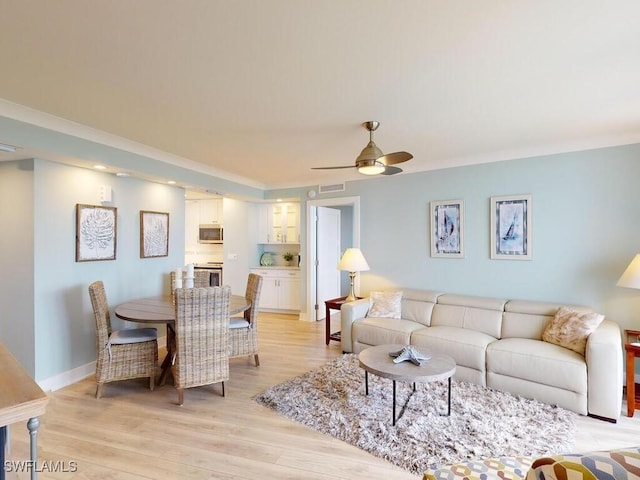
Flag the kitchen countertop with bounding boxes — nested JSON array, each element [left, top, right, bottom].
[[252, 266, 300, 270]]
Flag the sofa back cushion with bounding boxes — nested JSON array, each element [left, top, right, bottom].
[[502, 300, 593, 340], [432, 294, 506, 338], [400, 289, 441, 326]]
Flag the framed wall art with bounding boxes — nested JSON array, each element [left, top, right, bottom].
[[76, 204, 117, 262], [490, 194, 532, 260], [140, 210, 169, 258], [430, 199, 464, 258]]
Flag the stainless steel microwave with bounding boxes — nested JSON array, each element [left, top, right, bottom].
[[199, 224, 223, 244]]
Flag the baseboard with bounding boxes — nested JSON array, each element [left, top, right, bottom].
[[37, 335, 168, 392]]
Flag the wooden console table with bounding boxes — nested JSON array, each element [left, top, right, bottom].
[[0, 343, 48, 480], [325, 296, 362, 345], [625, 329, 640, 417]]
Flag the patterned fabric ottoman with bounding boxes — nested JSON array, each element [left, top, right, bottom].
[[423, 456, 534, 480], [526, 447, 640, 480]]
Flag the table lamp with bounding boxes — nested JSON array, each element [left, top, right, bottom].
[[617, 254, 640, 290], [338, 248, 370, 302]]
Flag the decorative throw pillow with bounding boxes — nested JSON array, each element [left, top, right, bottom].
[[367, 291, 403, 319], [542, 307, 604, 355]]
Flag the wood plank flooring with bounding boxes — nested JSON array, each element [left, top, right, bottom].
[[6, 312, 640, 479]]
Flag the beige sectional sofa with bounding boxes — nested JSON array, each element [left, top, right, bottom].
[[341, 288, 623, 421]]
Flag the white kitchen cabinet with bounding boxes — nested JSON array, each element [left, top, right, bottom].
[[258, 203, 299, 244], [251, 268, 301, 311], [199, 198, 223, 225]]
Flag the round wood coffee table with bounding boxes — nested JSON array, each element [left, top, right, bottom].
[[358, 344, 456, 425]]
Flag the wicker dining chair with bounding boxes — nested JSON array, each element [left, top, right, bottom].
[[229, 273, 263, 366], [88, 281, 158, 399], [172, 286, 231, 406], [170, 269, 211, 292]]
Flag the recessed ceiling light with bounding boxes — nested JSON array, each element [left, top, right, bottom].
[[0, 143, 18, 153], [94, 165, 107, 170], [115, 172, 130, 177], [167, 180, 177, 185]]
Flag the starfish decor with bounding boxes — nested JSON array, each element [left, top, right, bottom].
[[389, 345, 431, 366]]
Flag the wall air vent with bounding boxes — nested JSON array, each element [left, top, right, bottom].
[[318, 183, 345, 194]]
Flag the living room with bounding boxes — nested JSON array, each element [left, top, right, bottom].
[[1, 2, 640, 478]]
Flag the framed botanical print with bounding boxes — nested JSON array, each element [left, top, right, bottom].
[[76, 204, 117, 262], [490, 194, 532, 260], [140, 210, 169, 258], [430, 200, 464, 258]]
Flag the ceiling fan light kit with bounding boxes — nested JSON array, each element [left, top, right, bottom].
[[312, 121, 412, 176], [357, 159, 385, 175]]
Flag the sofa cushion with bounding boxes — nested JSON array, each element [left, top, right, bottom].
[[432, 294, 505, 338], [542, 307, 604, 355], [353, 317, 423, 347], [487, 338, 587, 393], [367, 291, 403, 319], [502, 300, 592, 340], [412, 326, 496, 372]]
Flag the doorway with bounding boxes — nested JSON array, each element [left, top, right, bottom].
[[305, 196, 361, 322]]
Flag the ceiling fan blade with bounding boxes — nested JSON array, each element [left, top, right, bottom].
[[380, 166, 403, 175], [378, 151, 413, 166], [311, 165, 356, 170]]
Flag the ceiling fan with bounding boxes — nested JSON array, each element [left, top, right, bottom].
[[312, 121, 413, 176]]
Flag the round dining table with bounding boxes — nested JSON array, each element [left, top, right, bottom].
[[115, 294, 250, 386]]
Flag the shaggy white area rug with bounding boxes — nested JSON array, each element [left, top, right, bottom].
[[254, 354, 576, 475]]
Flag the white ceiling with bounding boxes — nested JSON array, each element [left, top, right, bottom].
[[1, 1, 640, 189]]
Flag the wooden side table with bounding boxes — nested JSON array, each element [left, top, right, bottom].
[[324, 296, 362, 345], [625, 329, 640, 417]]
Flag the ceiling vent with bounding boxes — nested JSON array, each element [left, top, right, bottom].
[[318, 183, 345, 194]]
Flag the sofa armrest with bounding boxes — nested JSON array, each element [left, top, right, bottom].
[[340, 298, 369, 353], [585, 319, 623, 421]]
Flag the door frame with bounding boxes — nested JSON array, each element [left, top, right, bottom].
[[303, 196, 361, 322]]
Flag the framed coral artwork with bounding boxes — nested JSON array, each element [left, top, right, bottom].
[[490, 194, 532, 260], [76, 204, 117, 262], [430, 199, 464, 258], [140, 210, 169, 258]]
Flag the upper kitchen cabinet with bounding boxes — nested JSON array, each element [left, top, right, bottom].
[[199, 198, 223, 225], [258, 203, 300, 244]]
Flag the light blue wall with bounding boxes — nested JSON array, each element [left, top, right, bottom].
[[270, 143, 640, 336], [0, 160, 35, 372], [5, 160, 186, 380]]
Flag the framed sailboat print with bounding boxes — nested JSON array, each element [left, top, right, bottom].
[[490, 194, 532, 260], [430, 199, 464, 258]]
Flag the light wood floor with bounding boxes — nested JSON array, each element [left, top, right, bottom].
[[7, 312, 640, 479]]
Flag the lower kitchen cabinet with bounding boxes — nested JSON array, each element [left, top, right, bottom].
[[250, 268, 300, 311]]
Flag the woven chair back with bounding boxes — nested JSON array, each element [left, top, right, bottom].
[[244, 273, 263, 326], [170, 270, 211, 292], [173, 286, 231, 389], [88, 281, 112, 350]]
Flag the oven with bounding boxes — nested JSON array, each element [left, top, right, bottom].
[[194, 263, 223, 287]]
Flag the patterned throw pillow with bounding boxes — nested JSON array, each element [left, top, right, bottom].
[[367, 291, 403, 319], [541, 307, 604, 355]]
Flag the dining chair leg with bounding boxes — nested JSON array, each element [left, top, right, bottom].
[[149, 375, 155, 391], [221, 382, 225, 397], [95, 383, 104, 399], [254, 354, 260, 367], [177, 389, 184, 406]]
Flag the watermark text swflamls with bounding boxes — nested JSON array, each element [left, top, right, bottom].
[[4, 460, 79, 473]]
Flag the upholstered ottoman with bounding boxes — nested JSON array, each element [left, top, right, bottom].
[[423, 456, 533, 480], [526, 447, 640, 480]]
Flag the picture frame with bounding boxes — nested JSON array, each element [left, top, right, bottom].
[[430, 199, 464, 258], [490, 194, 532, 260], [76, 204, 117, 262], [140, 210, 169, 258]]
